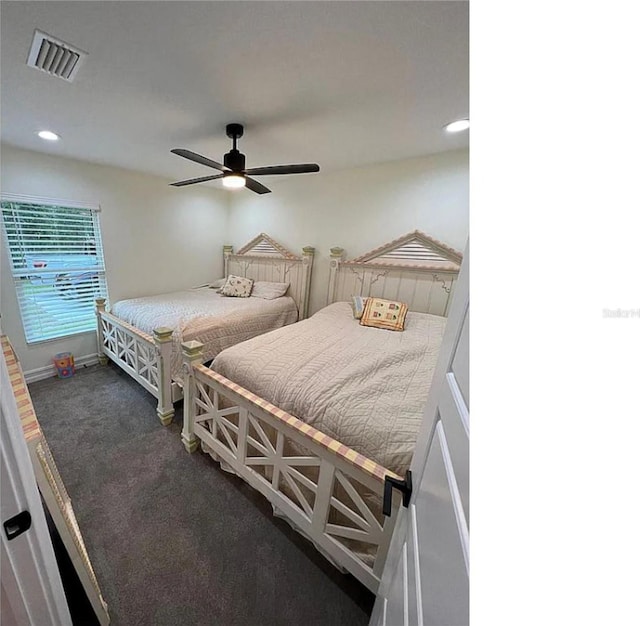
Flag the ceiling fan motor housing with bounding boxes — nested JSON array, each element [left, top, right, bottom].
[[224, 149, 245, 171]]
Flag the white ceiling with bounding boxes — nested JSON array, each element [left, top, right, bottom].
[[1, 1, 468, 186]]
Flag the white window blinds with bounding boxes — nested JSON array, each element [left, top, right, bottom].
[[1, 197, 108, 344]]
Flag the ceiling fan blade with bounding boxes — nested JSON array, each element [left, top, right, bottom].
[[244, 177, 271, 195], [171, 148, 228, 172], [169, 174, 224, 187], [244, 164, 320, 176]]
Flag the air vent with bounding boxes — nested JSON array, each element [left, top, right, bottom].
[[26, 30, 87, 82]]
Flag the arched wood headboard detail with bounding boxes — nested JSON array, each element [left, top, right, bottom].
[[224, 233, 314, 319], [327, 231, 462, 316]]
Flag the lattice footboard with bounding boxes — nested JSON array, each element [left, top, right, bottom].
[[95, 299, 175, 425], [181, 341, 401, 593]]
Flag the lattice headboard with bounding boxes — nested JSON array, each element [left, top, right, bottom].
[[327, 231, 462, 316], [224, 233, 315, 319]]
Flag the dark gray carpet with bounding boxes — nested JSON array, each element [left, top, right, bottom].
[[29, 362, 374, 626]]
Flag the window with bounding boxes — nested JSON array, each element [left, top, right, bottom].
[[1, 194, 108, 344]]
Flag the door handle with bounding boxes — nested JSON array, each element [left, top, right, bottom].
[[383, 470, 412, 517], [3, 510, 32, 541]]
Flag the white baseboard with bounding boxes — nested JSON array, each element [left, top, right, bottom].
[[24, 353, 100, 384]]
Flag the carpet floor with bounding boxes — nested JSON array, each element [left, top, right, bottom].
[[29, 362, 374, 626]]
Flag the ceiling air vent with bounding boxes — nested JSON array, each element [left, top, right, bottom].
[[26, 30, 87, 82]]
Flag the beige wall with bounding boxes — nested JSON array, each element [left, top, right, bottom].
[[0, 145, 228, 373], [228, 149, 469, 315]]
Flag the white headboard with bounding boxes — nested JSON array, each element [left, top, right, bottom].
[[327, 231, 462, 316], [224, 233, 315, 319]]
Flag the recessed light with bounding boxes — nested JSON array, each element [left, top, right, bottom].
[[37, 130, 60, 141], [444, 119, 470, 133]]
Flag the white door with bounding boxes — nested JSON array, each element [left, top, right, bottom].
[[1, 347, 71, 626], [370, 242, 469, 626]]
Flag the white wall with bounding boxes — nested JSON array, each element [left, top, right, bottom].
[[1, 146, 468, 374], [228, 149, 468, 315], [0, 145, 228, 374]]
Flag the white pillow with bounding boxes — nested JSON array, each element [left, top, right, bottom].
[[209, 278, 226, 289], [219, 275, 254, 298], [251, 281, 290, 300]]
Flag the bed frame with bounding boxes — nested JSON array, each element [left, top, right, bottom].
[[179, 231, 462, 593], [95, 234, 314, 426], [327, 229, 462, 314]]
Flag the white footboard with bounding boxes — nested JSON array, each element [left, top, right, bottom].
[[95, 298, 175, 425], [181, 341, 401, 593]]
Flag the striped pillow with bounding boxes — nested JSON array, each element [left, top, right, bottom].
[[350, 295, 368, 319]]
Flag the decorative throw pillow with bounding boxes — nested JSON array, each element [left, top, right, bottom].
[[209, 278, 226, 289], [219, 275, 254, 298], [350, 295, 368, 319], [251, 281, 290, 300], [360, 297, 408, 331]]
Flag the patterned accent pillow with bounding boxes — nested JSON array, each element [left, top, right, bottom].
[[219, 275, 254, 298], [251, 281, 290, 300], [350, 295, 368, 319], [360, 297, 408, 331]]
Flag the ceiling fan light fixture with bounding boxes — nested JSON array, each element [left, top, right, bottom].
[[444, 119, 470, 133], [222, 173, 246, 189]]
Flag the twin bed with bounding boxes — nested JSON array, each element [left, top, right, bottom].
[[178, 231, 462, 592], [95, 233, 314, 424], [96, 230, 461, 592], [211, 301, 448, 474]]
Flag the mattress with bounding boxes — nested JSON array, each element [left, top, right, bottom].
[[212, 301, 446, 474], [111, 288, 298, 379]]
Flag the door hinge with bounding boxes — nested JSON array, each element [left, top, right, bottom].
[[4, 510, 32, 541], [383, 470, 412, 517]]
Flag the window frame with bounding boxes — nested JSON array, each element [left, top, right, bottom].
[[1, 192, 109, 345]]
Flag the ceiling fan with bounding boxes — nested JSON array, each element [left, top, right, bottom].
[[170, 123, 320, 194]]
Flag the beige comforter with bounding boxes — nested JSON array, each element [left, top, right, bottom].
[[111, 289, 298, 379], [213, 301, 446, 474]]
